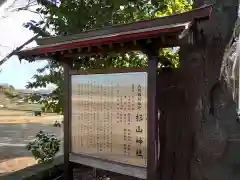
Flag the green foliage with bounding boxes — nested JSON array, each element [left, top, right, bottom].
[[25, 0, 192, 114], [33, 0, 192, 34], [159, 47, 180, 68], [4, 91, 17, 99], [26, 131, 60, 164], [53, 120, 61, 127], [154, 0, 192, 17], [2, 85, 17, 99], [29, 93, 42, 102]]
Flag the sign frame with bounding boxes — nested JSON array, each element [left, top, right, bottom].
[[69, 67, 149, 179]]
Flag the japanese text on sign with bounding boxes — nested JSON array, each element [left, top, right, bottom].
[[71, 72, 147, 167]]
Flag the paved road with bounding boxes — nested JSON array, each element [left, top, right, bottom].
[[0, 110, 63, 175]]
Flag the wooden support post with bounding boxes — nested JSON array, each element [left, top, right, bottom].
[[147, 53, 158, 180], [63, 59, 73, 180]]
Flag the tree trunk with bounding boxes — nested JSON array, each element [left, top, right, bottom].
[[157, 0, 240, 179]]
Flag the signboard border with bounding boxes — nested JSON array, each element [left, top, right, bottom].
[[70, 67, 147, 75], [70, 153, 146, 179], [69, 67, 148, 179]]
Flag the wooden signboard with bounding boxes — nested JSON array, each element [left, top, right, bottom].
[[71, 71, 147, 167]]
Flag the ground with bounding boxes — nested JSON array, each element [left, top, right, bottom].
[[0, 108, 63, 176]]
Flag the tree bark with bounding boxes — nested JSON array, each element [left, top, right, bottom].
[[157, 0, 240, 179]]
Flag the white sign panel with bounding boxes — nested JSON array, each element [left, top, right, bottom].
[[71, 72, 147, 167]]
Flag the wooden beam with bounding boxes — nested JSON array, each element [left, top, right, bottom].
[[18, 35, 180, 60], [178, 22, 193, 40], [146, 52, 158, 180], [70, 67, 147, 75], [61, 58, 73, 180], [63, 37, 179, 58]]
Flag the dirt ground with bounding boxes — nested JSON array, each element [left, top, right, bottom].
[[0, 109, 63, 176]]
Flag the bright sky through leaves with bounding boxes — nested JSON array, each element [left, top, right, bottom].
[[0, 0, 54, 90]]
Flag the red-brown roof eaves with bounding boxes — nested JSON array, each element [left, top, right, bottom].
[[18, 23, 188, 57], [16, 4, 212, 59]]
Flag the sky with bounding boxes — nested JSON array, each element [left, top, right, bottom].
[[0, 0, 52, 89]]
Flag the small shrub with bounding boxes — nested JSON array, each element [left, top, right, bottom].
[[26, 131, 60, 164], [53, 120, 61, 127]]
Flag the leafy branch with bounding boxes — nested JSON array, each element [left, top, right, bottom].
[[26, 130, 60, 164]]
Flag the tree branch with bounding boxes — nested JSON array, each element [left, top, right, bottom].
[[0, 33, 39, 66], [0, 23, 49, 67]]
